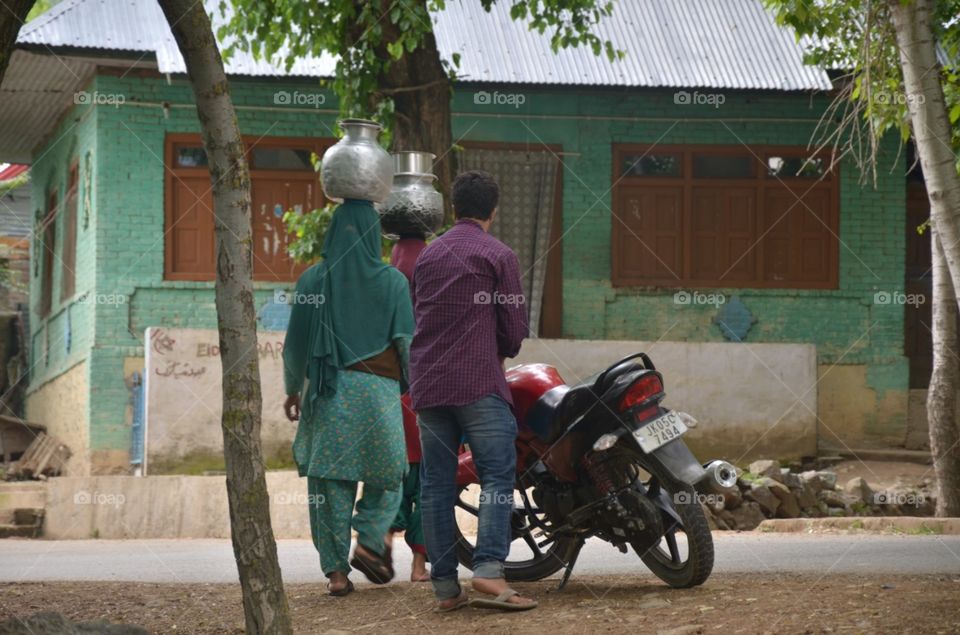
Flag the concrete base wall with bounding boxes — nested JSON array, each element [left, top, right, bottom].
[[25, 361, 90, 476], [43, 472, 481, 539], [513, 339, 818, 462]]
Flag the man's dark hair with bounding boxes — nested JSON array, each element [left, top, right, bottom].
[[452, 170, 500, 221]]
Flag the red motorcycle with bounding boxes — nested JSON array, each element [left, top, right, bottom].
[[453, 353, 737, 589]]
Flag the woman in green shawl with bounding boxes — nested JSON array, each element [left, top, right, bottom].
[[282, 199, 414, 596]]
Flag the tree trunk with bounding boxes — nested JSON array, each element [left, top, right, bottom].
[[0, 0, 36, 86], [156, 0, 293, 631], [927, 230, 960, 516], [366, 0, 455, 221], [889, 0, 960, 517]]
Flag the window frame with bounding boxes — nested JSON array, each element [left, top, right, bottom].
[[61, 161, 79, 301], [39, 189, 57, 318], [611, 143, 839, 290], [163, 133, 334, 282]]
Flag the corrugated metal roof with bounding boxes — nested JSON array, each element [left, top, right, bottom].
[[0, 49, 94, 163], [16, 0, 831, 90], [436, 0, 830, 89]]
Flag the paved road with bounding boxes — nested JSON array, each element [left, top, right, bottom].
[[2, 534, 958, 584]]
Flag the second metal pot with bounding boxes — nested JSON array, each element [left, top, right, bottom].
[[380, 151, 444, 237]]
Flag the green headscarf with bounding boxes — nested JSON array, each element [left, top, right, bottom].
[[283, 199, 414, 409]]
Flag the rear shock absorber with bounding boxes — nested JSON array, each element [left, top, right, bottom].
[[581, 454, 616, 497]]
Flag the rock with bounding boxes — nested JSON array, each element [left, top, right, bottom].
[[844, 477, 875, 504], [769, 481, 801, 518], [726, 501, 766, 530], [744, 481, 780, 515], [796, 481, 819, 509], [721, 486, 743, 511], [638, 596, 671, 609], [748, 459, 781, 480], [818, 489, 847, 508], [779, 468, 802, 489], [799, 470, 824, 493], [817, 471, 838, 489]]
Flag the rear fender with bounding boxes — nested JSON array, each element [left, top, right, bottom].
[[643, 438, 707, 488]]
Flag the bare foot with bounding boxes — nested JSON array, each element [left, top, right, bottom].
[[471, 577, 536, 607], [411, 552, 430, 582]]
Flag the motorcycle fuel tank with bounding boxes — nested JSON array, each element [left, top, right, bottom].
[[506, 363, 566, 425]]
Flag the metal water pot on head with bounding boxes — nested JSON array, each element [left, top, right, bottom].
[[320, 119, 394, 204], [379, 151, 444, 238]]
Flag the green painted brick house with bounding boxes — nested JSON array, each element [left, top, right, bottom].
[[1, 0, 924, 474]]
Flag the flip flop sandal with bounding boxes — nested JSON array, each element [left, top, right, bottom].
[[382, 543, 396, 580], [435, 592, 469, 613], [327, 579, 355, 597], [350, 545, 394, 585], [469, 589, 538, 611]]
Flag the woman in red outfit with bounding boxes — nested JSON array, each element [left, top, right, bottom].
[[388, 233, 430, 581]]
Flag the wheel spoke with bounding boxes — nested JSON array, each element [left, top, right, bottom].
[[456, 499, 479, 516], [665, 530, 681, 563], [521, 531, 543, 558]]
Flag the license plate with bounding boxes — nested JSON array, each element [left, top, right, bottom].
[[632, 410, 688, 453]]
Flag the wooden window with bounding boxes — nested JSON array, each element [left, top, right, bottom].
[[164, 135, 333, 281], [612, 145, 838, 289], [61, 163, 78, 300], [39, 191, 57, 317]]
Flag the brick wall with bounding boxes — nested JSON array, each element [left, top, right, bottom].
[[25, 101, 98, 466], [28, 75, 909, 472]]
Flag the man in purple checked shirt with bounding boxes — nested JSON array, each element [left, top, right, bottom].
[[408, 170, 537, 612]]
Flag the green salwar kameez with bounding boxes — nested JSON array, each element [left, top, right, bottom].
[[297, 366, 408, 575], [283, 200, 414, 578]]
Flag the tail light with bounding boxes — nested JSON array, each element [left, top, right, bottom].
[[619, 373, 663, 411]]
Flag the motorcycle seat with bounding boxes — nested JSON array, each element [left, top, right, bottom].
[[526, 359, 646, 443]]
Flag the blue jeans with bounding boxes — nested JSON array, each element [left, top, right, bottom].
[[418, 394, 518, 600]]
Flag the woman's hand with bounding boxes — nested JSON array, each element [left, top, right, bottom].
[[284, 394, 301, 421]]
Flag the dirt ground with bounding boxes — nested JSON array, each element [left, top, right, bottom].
[[1, 573, 958, 634]]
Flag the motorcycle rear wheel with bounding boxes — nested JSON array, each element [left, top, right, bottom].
[[626, 450, 715, 588], [453, 485, 577, 582]]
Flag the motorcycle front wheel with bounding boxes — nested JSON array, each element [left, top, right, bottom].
[[453, 485, 578, 582]]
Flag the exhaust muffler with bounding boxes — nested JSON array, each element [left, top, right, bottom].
[[698, 460, 738, 492]]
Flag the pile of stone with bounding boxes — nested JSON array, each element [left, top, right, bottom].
[[702, 459, 937, 531]]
